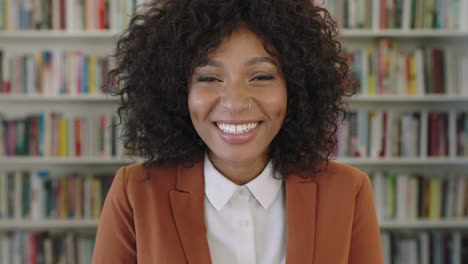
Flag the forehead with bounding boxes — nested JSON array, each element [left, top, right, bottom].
[[206, 25, 277, 62]]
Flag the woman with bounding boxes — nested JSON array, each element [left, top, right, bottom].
[[93, 0, 384, 263]]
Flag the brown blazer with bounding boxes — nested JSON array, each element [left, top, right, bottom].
[[92, 160, 384, 264]]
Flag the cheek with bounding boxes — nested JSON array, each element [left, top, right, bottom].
[[265, 87, 287, 122], [188, 92, 203, 118], [188, 88, 218, 122]]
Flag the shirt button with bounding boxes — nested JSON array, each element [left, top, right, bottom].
[[238, 187, 249, 198], [240, 219, 249, 228]]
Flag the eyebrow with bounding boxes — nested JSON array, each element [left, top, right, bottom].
[[203, 56, 279, 68], [245, 57, 278, 68]]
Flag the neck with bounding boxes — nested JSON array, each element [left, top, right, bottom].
[[207, 151, 269, 185]]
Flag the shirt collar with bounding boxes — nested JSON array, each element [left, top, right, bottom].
[[204, 153, 283, 211]]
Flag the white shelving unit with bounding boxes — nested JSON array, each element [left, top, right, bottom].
[[1, 156, 468, 167], [350, 95, 468, 103], [1, 219, 467, 231], [1, 29, 468, 220], [0, 30, 122, 39], [379, 220, 468, 230], [0, 94, 118, 102], [1, 1, 468, 262], [0, 157, 133, 165], [0, 220, 99, 230], [341, 29, 468, 38], [1, 94, 468, 103], [1, 29, 468, 39]]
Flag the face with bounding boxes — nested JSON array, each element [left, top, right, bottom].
[[188, 26, 287, 166]]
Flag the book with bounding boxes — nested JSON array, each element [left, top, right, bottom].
[[0, 231, 95, 263], [0, 49, 115, 96], [0, 169, 113, 220], [0, 112, 122, 158], [0, 0, 142, 30], [369, 171, 468, 220]]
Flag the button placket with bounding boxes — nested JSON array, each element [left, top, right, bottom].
[[235, 187, 256, 264], [238, 187, 251, 228]]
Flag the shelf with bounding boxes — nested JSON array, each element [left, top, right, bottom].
[[0, 30, 121, 39], [0, 157, 135, 165], [0, 94, 119, 102], [350, 95, 468, 102], [340, 29, 468, 38], [0, 157, 467, 166], [0, 219, 467, 230], [1, 29, 468, 40], [379, 219, 468, 230], [335, 158, 468, 166], [1, 94, 468, 103], [0, 219, 99, 230]]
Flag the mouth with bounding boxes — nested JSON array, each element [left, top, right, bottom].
[[213, 121, 262, 134]]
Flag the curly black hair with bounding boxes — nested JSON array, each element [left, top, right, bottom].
[[109, 0, 356, 178]]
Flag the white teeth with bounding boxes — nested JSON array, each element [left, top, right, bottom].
[[216, 122, 259, 134]]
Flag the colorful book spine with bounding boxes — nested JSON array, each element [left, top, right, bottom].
[[1, 49, 115, 96], [0, 232, 95, 263], [0, 112, 122, 158], [381, 231, 467, 263], [371, 171, 468, 221], [0, 0, 141, 30], [0, 169, 113, 220]]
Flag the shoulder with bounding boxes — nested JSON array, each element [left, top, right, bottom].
[[120, 161, 178, 182], [113, 162, 179, 201], [312, 160, 370, 197]]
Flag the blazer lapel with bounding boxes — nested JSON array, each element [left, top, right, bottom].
[[170, 161, 212, 264], [285, 172, 318, 264]]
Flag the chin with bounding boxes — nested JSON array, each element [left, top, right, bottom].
[[211, 146, 266, 165]]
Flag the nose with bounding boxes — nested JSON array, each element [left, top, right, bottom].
[[220, 80, 251, 114]]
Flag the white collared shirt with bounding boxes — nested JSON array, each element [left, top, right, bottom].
[[204, 154, 286, 264]]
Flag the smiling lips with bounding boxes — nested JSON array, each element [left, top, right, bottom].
[[216, 122, 259, 134], [214, 121, 262, 144]]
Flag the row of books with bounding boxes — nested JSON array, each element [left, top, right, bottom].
[[0, 0, 149, 31], [369, 172, 468, 221], [318, 0, 373, 29], [0, 170, 113, 220], [316, 0, 468, 30], [343, 39, 468, 96], [1, 230, 466, 264], [0, 231, 94, 264], [1, 44, 467, 97], [380, 0, 468, 30], [0, 50, 116, 95], [2, 0, 468, 31], [0, 112, 125, 158], [381, 231, 468, 264], [457, 113, 468, 156], [334, 111, 468, 158]]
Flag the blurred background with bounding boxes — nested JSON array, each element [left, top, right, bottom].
[[0, 0, 468, 263]]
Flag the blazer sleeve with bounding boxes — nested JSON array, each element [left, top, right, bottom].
[[93, 166, 137, 264], [347, 173, 384, 264]]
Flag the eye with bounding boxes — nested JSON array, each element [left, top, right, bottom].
[[250, 75, 275, 81], [197, 76, 221, 82]]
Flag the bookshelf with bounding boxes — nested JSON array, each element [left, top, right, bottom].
[[340, 29, 468, 38], [1, 219, 468, 232], [0, 220, 99, 230], [319, 1, 468, 262], [2, 29, 468, 39], [0, 30, 121, 39], [0, 0, 468, 263], [0, 94, 118, 102]]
